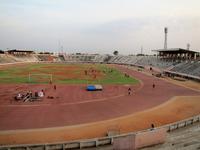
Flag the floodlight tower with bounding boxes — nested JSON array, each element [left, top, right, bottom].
[[187, 43, 190, 50], [164, 27, 168, 50], [141, 46, 143, 55]]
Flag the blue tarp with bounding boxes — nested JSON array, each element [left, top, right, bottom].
[[87, 85, 96, 91]]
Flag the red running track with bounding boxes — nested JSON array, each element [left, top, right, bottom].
[[0, 65, 199, 131]]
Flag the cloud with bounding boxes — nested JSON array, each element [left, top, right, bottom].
[[0, 1, 200, 54]]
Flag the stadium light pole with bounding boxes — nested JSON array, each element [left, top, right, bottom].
[[164, 27, 168, 50]]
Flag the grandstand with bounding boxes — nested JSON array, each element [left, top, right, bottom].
[[108, 55, 177, 70], [108, 55, 141, 65], [0, 50, 60, 63], [171, 61, 200, 77], [93, 55, 110, 63], [58, 53, 96, 62], [0, 54, 17, 63], [106, 48, 200, 80], [36, 54, 55, 62], [135, 56, 176, 69]]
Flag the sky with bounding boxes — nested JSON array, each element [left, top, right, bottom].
[[0, 0, 200, 54]]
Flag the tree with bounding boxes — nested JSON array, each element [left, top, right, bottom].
[[113, 51, 119, 56]]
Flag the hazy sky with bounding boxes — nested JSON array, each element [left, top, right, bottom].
[[0, 0, 200, 54]]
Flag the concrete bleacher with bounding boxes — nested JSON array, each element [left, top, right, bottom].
[[171, 61, 200, 77], [108, 55, 138, 64], [0, 54, 38, 63], [109, 56, 123, 63], [108, 55, 200, 78], [93, 55, 110, 63], [14, 54, 39, 62], [141, 122, 200, 150], [107, 55, 200, 80], [108, 55, 175, 69], [135, 56, 175, 69], [0, 54, 17, 63], [36, 54, 54, 61], [58, 54, 96, 62], [191, 63, 200, 76]]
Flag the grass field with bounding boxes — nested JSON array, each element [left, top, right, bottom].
[[0, 63, 138, 84]]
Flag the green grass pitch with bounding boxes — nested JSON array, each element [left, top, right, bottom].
[[0, 63, 139, 84]]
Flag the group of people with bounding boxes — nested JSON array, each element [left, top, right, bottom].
[[14, 89, 45, 102], [14, 84, 57, 102], [124, 73, 130, 78], [127, 83, 155, 95], [84, 68, 100, 80]]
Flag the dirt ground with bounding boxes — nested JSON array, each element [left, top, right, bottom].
[[0, 65, 199, 145]]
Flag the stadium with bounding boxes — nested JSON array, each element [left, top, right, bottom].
[[0, 48, 200, 150]]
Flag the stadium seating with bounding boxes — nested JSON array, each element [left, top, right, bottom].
[[141, 122, 200, 150], [93, 55, 110, 63], [108, 55, 175, 69], [0, 54, 38, 63], [135, 56, 176, 69], [0, 54, 17, 63], [171, 61, 200, 77]]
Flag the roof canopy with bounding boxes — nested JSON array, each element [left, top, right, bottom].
[[7, 49, 34, 53], [152, 48, 198, 54]]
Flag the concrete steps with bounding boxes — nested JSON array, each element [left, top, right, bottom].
[[141, 122, 200, 150]]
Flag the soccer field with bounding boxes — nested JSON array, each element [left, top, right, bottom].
[[0, 63, 139, 84]]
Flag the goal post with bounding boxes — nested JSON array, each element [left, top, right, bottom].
[[28, 73, 53, 83]]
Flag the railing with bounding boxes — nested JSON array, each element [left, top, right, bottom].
[[0, 114, 199, 150]]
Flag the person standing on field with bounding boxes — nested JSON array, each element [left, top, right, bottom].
[[152, 83, 155, 89], [128, 87, 131, 95]]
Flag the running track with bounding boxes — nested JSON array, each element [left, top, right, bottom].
[[0, 65, 199, 131]]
